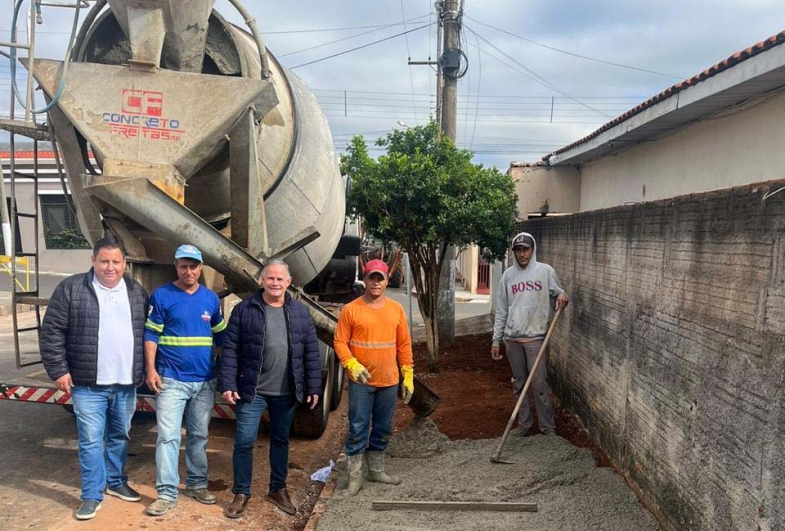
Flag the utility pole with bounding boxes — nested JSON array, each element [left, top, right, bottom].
[[407, 1, 465, 347], [436, 0, 463, 347]]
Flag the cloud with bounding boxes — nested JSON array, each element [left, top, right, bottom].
[[1, 0, 783, 169]]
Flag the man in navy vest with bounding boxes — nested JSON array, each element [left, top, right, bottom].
[[218, 259, 321, 518]]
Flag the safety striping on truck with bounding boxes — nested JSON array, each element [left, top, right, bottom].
[[0, 385, 72, 404], [0, 384, 237, 419]]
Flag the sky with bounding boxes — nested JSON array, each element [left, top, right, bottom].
[[1, 0, 784, 170]]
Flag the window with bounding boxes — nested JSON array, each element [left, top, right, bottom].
[[40, 195, 90, 249]]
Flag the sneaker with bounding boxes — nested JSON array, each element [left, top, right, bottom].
[[75, 500, 102, 520], [146, 498, 177, 516], [542, 428, 557, 436], [184, 487, 216, 505], [106, 483, 141, 502]]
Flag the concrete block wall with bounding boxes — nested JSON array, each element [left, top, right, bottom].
[[523, 180, 785, 531]]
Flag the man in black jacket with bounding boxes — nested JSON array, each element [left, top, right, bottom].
[[218, 259, 321, 518], [40, 236, 148, 520]]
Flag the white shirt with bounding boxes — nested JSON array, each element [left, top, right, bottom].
[[92, 276, 135, 385]]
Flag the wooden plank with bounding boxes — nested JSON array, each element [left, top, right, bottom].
[[371, 500, 538, 512]]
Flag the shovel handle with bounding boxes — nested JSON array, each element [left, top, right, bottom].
[[492, 307, 563, 462]]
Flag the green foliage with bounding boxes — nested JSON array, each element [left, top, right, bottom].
[[341, 121, 517, 263], [44, 228, 90, 250], [341, 120, 517, 369]]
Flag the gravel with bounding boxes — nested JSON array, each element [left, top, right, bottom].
[[317, 423, 661, 531]]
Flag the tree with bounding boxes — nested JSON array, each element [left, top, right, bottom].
[[341, 121, 517, 371]]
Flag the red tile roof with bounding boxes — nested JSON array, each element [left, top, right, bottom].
[[0, 151, 57, 160], [0, 151, 94, 160], [545, 30, 785, 161]]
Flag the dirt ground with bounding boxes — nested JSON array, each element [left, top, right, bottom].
[[0, 303, 348, 531], [393, 333, 611, 467]]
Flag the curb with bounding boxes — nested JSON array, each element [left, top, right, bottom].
[[302, 476, 339, 531]]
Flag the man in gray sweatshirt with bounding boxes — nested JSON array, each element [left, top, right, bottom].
[[491, 232, 569, 435]]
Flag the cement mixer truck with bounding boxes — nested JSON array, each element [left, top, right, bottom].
[[0, 0, 392, 438]]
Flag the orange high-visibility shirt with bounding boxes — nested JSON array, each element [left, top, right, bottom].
[[334, 297, 413, 387]]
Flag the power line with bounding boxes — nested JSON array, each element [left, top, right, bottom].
[[465, 25, 611, 118], [263, 20, 429, 35], [399, 0, 419, 125], [290, 23, 433, 70], [469, 28, 482, 150], [466, 15, 686, 80], [279, 14, 430, 58]]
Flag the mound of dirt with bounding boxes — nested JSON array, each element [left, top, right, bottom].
[[387, 417, 451, 459]]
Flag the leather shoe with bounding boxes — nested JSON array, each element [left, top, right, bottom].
[[223, 493, 250, 519], [265, 488, 296, 515]]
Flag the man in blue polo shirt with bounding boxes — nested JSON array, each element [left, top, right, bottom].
[[144, 244, 226, 516]]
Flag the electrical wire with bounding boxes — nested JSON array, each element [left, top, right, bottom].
[[465, 15, 684, 80], [465, 25, 611, 118], [400, 0, 418, 125], [290, 23, 433, 70], [279, 13, 430, 58], [469, 29, 482, 150]]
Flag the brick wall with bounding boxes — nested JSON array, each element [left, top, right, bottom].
[[523, 180, 785, 531]]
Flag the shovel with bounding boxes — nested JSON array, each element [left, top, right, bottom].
[[490, 307, 564, 464]]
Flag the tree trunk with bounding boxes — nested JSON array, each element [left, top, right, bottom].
[[420, 266, 441, 372], [409, 254, 441, 372]]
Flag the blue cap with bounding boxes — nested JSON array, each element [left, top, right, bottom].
[[174, 244, 203, 263]]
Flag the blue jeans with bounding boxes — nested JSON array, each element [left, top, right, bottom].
[[71, 384, 136, 502], [346, 381, 398, 456], [154, 377, 214, 501], [232, 394, 297, 495]]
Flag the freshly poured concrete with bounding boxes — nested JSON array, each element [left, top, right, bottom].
[[318, 421, 660, 531]]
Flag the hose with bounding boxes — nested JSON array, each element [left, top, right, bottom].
[[225, 0, 271, 79], [9, 0, 82, 114]]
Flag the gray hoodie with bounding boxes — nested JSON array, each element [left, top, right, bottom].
[[492, 232, 565, 346]]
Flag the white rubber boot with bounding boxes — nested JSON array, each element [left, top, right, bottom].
[[346, 454, 365, 496], [366, 451, 401, 485]]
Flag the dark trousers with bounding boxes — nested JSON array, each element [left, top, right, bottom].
[[232, 394, 297, 494]]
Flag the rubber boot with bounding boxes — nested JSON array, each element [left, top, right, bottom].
[[346, 454, 365, 496], [366, 451, 401, 485]]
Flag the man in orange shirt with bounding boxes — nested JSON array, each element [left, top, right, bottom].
[[334, 259, 414, 496]]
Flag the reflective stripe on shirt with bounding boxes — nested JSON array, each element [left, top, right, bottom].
[[145, 319, 164, 333], [158, 336, 214, 347]]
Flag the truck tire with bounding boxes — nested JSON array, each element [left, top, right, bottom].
[[291, 356, 333, 439], [388, 265, 403, 288], [330, 353, 345, 411]]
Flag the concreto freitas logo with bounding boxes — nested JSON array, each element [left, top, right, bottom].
[[102, 88, 185, 141], [121, 89, 163, 116]]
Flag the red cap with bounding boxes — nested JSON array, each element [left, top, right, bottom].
[[363, 259, 389, 279]]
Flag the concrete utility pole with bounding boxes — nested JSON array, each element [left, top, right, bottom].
[[436, 0, 464, 346]]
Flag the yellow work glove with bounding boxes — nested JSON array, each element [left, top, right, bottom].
[[401, 365, 414, 404], [343, 358, 371, 385]]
